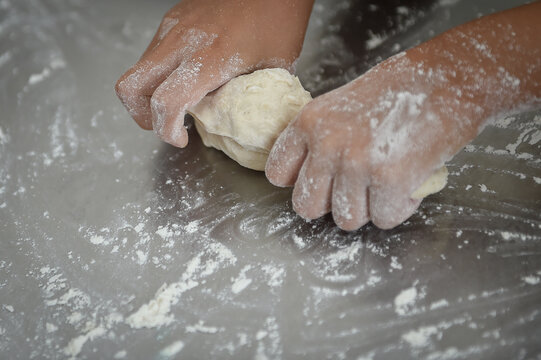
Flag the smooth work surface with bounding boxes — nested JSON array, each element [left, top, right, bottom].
[[1, 0, 540, 359]]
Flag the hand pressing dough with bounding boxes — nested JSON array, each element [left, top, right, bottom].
[[188, 68, 312, 171], [188, 68, 448, 198]]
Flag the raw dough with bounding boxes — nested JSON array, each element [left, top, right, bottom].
[[189, 68, 447, 198], [188, 68, 312, 171], [410, 166, 448, 199]]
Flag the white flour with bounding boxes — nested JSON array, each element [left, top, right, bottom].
[[394, 286, 418, 316], [160, 341, 185, 357], [127, 243, 236, 329], [1, 0, 540, 359]]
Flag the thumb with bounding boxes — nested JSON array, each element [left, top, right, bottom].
[[150, 48, 247, 148]]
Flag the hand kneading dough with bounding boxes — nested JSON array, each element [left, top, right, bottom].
[[188, 68, 312, 171], [188, 68, 448, 198]]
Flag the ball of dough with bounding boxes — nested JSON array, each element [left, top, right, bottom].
[[188, 68, 447, 199], [188, 68, 312, 171]]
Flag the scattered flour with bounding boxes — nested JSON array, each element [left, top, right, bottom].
[[506, 127, 537, 155], [367, 272, 382, 286], [46, 323, 58, 333], [156, 226, 174, 240], [292, 234, 307, 249], [261, 264, 286, 288], [325, 241, 363, 268], [394, 286, 418, 316], [256, 330, 268, 341], [46, 288, 90, 307], [231, 265, 253, 294], [366, 31, 389, 50], [0, 126, 8, 145], [126, 243, 236, 329], [67, 312, 83, 325], [429, 299, 449, 310], [136, 250, 148, 265], [160, 341, 185, 357], [0, 51, 11, 68], [478, 184, 495, 193], [89, 235, 105, 245], [184, 220, 200, 234], [133, 222, 145, 233], [522, 275, 540, 285], [28, 67, 51, 85], [390, 256, 403, 270], [402, 325, 439, 348], [127, 282, 194, 329], [186, 320, 220, 334], [27, 58, 66, 86], [63, 325, 107, 358], [113, 350, 127, 359]]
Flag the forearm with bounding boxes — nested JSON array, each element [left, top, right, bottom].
[[408, 2, 541, 135]]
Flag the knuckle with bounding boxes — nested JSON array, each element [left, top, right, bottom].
[[157, 17, 180, 41], [115, 69, 145, 105], [114, 77, 123, 97], [163, 8, 180, 20], [115, 74, 131, 100]]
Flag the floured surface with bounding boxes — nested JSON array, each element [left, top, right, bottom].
[[1, 0, 540, 359]]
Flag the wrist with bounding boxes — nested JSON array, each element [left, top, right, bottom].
[[408, 3, 541, 127]]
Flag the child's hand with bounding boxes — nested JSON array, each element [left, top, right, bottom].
[[115, 0, 313, 147], [266, 2, 541, 230], [266, 54, 469, 230]]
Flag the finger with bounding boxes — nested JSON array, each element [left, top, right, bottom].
[[265, 123, 308, 187], [149, 46, 246, 148], [368, 185, 422, 230], [115, 29, 216, 129], [331, 171, 370, 231], [291, 155, 333, 220], [115, 76, 153, 130], [115, 36, 183, 129]]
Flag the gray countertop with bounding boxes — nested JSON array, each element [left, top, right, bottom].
[[1, 0, 540, 359]]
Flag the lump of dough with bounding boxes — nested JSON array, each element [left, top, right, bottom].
[[188, 68, 312, 171], [188, 68, 448, 198], [411, 166, 448, 199]]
